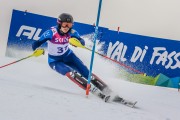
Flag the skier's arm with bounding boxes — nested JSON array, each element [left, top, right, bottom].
[[32, 30, 53, 50], [70, 29, 85, 46]]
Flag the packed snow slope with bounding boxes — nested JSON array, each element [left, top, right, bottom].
[[0, 46, 180, 120]]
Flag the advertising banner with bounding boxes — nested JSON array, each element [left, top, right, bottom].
[[7, 9, 180, 81]]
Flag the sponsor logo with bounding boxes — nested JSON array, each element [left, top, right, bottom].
[[16, 25, 42, 40]]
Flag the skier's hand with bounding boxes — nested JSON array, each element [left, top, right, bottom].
[[69, 38, 85, 47], [33, 48, 45, 57], [69, 38, 78, 47]]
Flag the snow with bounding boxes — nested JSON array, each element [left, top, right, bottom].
[[0, 47, 180, 120]]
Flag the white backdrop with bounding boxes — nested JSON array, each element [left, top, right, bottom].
[[0, 0, 180, 56]]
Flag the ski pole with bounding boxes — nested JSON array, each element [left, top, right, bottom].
[[69, 38, 144, 75], [85, 0, 103, 97], [0, 49, 44, 69]]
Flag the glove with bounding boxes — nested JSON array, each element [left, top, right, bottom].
[[70, 36, 85, 46], [69, 38, 83, 47], [33, 49, 45, 57]]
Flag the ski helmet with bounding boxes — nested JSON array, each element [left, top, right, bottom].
[[57, 13, 74, 25]]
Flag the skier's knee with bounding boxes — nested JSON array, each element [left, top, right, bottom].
[[49, 62, 71, 75]]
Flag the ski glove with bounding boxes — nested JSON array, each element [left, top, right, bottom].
[[33, 49, 45, 56], [71, 36, 85, 46]]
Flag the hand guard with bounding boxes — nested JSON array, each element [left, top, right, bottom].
[[33, 49, 45, 57], [69, 38, 85, 47]]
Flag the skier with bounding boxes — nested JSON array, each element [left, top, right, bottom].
[[32, 13, 110, 97]]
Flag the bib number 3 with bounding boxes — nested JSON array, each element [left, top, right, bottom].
[[57, 46, 68, 53]]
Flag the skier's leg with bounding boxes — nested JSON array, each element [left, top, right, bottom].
[[49, 60, 111, 102], [91, 73, 108, 91], [49, 61, 72, 75], [49, 62, 87, 90], [66, 71, 87, 90], [70, 52, 111, 93], [70, 52, 89, 79]]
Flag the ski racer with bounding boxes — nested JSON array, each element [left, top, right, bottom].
[[32, 13, 110, 96]]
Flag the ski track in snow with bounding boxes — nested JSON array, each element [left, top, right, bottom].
[[0, 47, 180, 120]]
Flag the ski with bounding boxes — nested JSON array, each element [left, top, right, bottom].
[[92, 89, 137, 108], [90, 85, 137, 108], [90, 86, 137, 108], [67, 71, 137, 107], [90, 83, 111, 102], [112, 95, 137, 108]]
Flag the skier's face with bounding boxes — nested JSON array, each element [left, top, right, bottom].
[[60, 22, 73, 33]]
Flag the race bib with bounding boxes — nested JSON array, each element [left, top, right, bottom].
[[47, 41, 69, 56]]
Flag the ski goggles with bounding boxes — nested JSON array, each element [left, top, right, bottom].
[[61, 22, 73, 28]]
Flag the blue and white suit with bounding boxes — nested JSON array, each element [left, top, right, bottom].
[[32, 26, 89, 79]]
